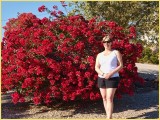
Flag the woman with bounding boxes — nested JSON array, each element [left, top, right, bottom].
[[95, 35, 123, 119]]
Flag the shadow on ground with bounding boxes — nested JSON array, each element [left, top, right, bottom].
[[113, 90, 158, 118], [2, 92, 31, 119]]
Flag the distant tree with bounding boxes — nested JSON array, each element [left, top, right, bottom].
[[68, 1, 159, 43]]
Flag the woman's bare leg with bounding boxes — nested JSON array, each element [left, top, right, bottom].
[[106, 88, 117, 119], [99, 88, 107, 115]]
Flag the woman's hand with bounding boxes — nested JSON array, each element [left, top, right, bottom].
[[104, 73, 112, 79]]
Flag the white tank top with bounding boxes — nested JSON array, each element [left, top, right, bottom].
[[98, 50, 119, 78]]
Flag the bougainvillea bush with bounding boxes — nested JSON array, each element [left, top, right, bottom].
[[1, 5, 144, 105]]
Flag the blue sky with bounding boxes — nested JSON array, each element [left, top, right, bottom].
[[1, 1, 73, 37]]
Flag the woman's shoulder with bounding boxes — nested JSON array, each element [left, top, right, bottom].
[[97, 51, 104, 56], [113, 49, 120, 53], [97, 52, 104, 58], [113, 50, 121, 56]]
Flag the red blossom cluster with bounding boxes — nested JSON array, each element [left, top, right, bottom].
[[38, 5, 46, 12], [2, 6, 144, 105], [60, 1, 67, 7], [128, 26, 136, 38]]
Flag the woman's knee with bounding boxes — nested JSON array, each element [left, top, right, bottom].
[[106, 96, 114, 103], [102, 95, 107, 101], [100, 88, 107, 101], [106, 88, 116, 102]]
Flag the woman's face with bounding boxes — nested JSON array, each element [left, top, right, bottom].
[[103, 40, 112, 49]]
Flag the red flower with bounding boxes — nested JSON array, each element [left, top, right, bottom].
[[90, 92, 95, 100], [59, 33, 65, 39], [63, 95, 68, 101], [58, 11, 64, 15], [76, 71, 81, 77], [116, 26, 123, 31], [71, 93, 76, 100], [55, 75, 60, 81], [84, 72, 91, 78], [60, 1, 67, 7], [75, 41, 84, 50], [73, 56, 80, 64], [11, 92, 20, 104], [95, 93, 101, 99], [127, 64, 134, 71], [107, 21, 117, 28], [86, 31, 92, 37], [51, 11, 57, 17], [49, 80, 55, 85], [19, 39, 26, 46], [33, 97, 41, 105], [54, 92, 61, 98], [129, 26, 136, 33], [22, 78, 33, 88], [78, 82, 84, 87], [53, 5, 58, 10], [47, 72, 54, 79], [128, 26, 136, 38], [41, 17, 49, 24], [38, 5, 46, 12], [67, 25, 73, 31], [19, 97, 25, 103], [88, 36, 95, 44], [42, 39, 50, 46], [80, 64, 86, 70], [87, 56, 95, 66], [60, 25, 67, 31]]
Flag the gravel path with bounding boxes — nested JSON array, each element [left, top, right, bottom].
[[1, 63, 159, 119]]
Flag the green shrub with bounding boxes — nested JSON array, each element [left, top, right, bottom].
[[150, 56, 159, 64], [138, 46, 159, 64]]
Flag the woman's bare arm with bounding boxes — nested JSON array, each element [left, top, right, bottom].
[[95, 53, 104, 76]]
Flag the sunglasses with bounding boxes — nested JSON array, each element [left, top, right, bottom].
[[102, 40, 112, 43]]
